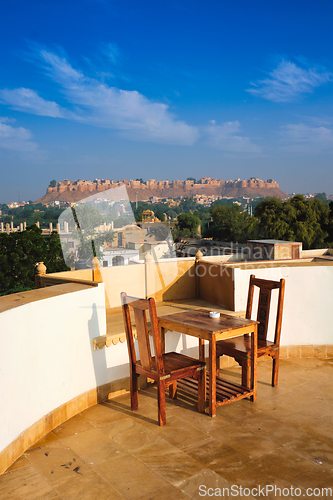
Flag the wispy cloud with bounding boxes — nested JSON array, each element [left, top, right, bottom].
[[0, 117, 37, 151], [0, 47, 199, 146], [205, 120, 261, 153], [102, 42, 120, 64], [279, 123, 333, 153], [0, 88, 70, 118], [247, 60, 332, 102], [1, 45, 264, 151]]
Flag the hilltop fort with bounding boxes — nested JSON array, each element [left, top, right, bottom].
[[37, 177, 287, 204]]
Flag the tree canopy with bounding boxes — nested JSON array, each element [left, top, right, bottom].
[[0, 202, 65, 228], [0, 226, 68, 295], [207, 204, 258, 243], [174, 213, 201, 238], [314, 192, 328, 203], [255, 195, 331, 249]]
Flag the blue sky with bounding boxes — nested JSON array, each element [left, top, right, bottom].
[[0, 0, 332, 203]]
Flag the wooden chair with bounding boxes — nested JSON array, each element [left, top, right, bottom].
[[216, 275, 285, 387], [121, 293, 206, 425]]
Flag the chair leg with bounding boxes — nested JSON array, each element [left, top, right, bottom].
[[169, 381, 177, 399], [241, 359, 251, 389], [130, 372, 138, 411], [157, 380, 167, 426], [272, 352, 279, 387], [216, 355, 220, 377]]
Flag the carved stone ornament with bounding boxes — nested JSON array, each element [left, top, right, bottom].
[[36, 262, 47, 275], [195, 249, 203, 260], [93, 334, 127, 350]]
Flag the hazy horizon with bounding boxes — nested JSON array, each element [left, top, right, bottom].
[[1, 1, 332, 203]]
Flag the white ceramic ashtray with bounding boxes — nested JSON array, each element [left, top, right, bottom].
[[209, 311, 220, 318]]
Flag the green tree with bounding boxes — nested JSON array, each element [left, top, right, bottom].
[[254, 197, 288, 240], [49, 180, 57, 187], [314, 192, 328, 203], [327, 202, 333, 245], [178, 197, 197, 213], [211, 198, 238, 208], [0, 226, 68, 295], [166, 209, 177, 220], [208, 205, 258, 243], [175, 213, 201, 237], [193, 207, 211, 235], [255, 195, 330, 249], [155, 210, 165, 222]]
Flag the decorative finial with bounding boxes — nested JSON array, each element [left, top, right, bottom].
[[195, 249, 203, 261], [144, 252, 153, 262], [36, 262, 47, 275]]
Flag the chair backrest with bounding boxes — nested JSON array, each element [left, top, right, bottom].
[[246, 275, 285, 345], [121, 292, 164, 376]]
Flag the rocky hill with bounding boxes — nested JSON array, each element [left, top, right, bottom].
[[36, 177, 287, 204]]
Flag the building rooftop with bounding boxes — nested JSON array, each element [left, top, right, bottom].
[[1, 357, 333, 499], [1, 246, 333, 497], [247, 240, 301, 245]]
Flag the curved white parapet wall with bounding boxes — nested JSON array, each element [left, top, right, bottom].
[[0, 282, 131, 473], [1, 261, 333, 473]]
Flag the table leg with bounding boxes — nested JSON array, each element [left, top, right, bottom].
[[250, 325, 258, 402], [209, 335, 217, 417], [198, 338, 206, 412]]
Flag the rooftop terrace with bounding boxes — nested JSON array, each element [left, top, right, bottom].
[[1, 249, 333, 497], [1, 357, 333, 499]]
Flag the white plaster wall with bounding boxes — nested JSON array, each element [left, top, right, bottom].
[[0, 283, 129, 454], [2, 262, 332, 457], [233, 265, 333, 346]]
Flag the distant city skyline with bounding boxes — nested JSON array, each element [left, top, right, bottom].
[[0, 1, 332, 203]]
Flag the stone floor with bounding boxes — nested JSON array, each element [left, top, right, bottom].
[[1, 358, 333, 499]]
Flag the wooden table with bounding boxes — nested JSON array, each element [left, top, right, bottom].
[[158, 309, 259, 417]]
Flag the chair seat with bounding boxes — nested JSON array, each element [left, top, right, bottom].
[[122, 293, 206, 425], [215, 275, 285, 388], [216, 336, 278, 359], [136, 351, 205, 377]]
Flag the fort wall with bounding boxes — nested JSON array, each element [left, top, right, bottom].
[[43, 177, 284, 204]]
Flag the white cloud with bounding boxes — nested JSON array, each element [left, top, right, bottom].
[[205, 121, 261, 153], [1, 47, 267, 150], [0, 88, 69, 118], [279, 123, 333, 153], [40, 50, 84, 85], [0, 116, 15, 124], [0, 117, 37, 151], [0, 48, 199, 146], [247, 60, 332, 102]]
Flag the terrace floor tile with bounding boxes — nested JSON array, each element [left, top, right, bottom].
[[1, 358, 333, 499]]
